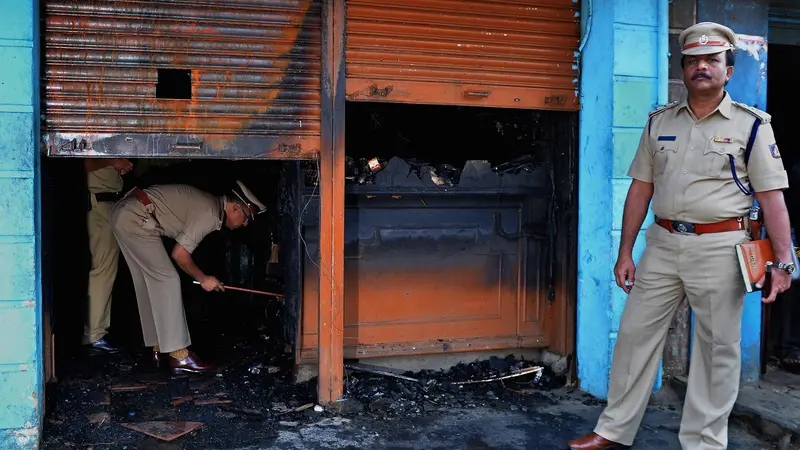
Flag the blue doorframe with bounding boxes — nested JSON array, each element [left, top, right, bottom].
[[0, 0, 44, 447], [577, 0, 668, 399]]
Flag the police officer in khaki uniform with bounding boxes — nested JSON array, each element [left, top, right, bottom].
[[569, 22, 794, 450], [110, 181, 265, 373], [84, 158, 133, 354]]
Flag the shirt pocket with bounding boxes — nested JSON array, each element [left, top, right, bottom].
[[702, 140, 736, 178], [653, 142, 677, 176]]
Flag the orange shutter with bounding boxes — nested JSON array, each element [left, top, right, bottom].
[[345, 0, 580, 110], [43, 0, 322, 158]]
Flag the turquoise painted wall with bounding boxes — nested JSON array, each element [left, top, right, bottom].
[[578, 0, 666, 398], [0, 0, 43, 447]]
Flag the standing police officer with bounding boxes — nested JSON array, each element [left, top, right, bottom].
[[569, 22, 794, 450], [84, 158, 133, 354]]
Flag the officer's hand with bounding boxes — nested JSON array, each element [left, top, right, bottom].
[[112, 158, 134, 175], [200, 276, 225, 292], [759, 269, 790, 303], [614, 256, 636, 294]]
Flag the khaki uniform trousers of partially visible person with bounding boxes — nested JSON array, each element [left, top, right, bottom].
[[85, 166, 123, 345], [595, 223, 748, 449]]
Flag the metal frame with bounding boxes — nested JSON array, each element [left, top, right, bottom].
[[318, 0, 346, 403]]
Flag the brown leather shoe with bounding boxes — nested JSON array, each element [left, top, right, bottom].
[[567, 432, 626, 449], [166, 350, 219, 374]]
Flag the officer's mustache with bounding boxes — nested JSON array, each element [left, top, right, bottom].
[[692, 72, 713, 80]]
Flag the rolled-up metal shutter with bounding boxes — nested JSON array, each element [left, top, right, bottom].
[[43, 0, 322, 159], [345, 0, 580, 111]]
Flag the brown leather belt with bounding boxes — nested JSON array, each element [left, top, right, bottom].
[[131, 187, 160, 225], [132, 187, 153, 207], [655, 216, 746, 235]]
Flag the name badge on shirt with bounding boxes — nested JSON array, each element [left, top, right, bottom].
[[770, 143, 781, 158], [657, 136, 676, 141]]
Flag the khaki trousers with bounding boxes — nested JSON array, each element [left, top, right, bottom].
[[595, 224, 748, 450], [110, 197, 191, 353], [85, 198, 120, 344]]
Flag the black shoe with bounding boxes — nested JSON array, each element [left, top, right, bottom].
[[85, 337, 121, 355]]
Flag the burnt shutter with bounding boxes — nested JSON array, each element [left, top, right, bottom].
[[345, 0, 580, 110], [43, 0, 322, 159]]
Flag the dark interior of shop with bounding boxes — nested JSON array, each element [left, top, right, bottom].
[[342, 101, 561, 188], [40, 157, 303, 378], [765, 43, 800, 373]]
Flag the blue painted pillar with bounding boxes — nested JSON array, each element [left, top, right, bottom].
[[697, 0, 769, 385], [0, 0, 43, 447], [578, 0, 667, 398]]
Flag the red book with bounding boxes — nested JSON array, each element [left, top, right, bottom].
[[735, 239, 775, 293]]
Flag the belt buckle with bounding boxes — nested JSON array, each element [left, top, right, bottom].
[[671, 221, 695, 234]]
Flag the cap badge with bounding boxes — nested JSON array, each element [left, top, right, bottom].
[[699, 35, 709, 45]]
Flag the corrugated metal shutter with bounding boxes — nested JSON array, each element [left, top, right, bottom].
[[344, 0, 580, 111], [43, 0, 322, 159], [770, 3, 800, 47]]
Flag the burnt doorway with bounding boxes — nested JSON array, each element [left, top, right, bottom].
[[764, 42, 800, 378], [39, 157, 314, 446]]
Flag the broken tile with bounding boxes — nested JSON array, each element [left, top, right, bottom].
[[120, 421, 204, 442]]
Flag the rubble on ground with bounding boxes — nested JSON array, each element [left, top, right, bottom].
[[41, 343, 569, 448]]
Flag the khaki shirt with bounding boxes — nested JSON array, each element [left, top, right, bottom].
[[143, 185, 224, 254], [87, 166, 123, 193], [628, 92, 788, 224]]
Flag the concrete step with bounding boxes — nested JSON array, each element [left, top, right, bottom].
[[670, 370, 800, 449]]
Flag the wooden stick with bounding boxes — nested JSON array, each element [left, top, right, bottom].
[[192, 281, 284, 298]]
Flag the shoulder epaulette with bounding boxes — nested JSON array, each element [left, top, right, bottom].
[[732, 101, 772, 124], [648, 101, 680, 118]]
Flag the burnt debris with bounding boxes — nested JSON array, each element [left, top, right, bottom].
[[341, 355, 566, 419], [41, 348, 567, 447]]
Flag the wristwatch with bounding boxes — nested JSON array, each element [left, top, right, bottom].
[[775, 262, 796, 275]]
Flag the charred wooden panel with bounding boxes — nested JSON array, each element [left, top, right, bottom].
[[43, 0, 323, 159], [344, 0, 580, 110]]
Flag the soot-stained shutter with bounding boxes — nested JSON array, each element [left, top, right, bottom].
[[43, 0, 322, 159]]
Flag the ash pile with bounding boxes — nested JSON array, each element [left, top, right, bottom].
[[334, 355, 567, 418]]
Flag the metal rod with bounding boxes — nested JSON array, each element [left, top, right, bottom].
[[344, 363, 420, 383], [192, 280, 284, 298]]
